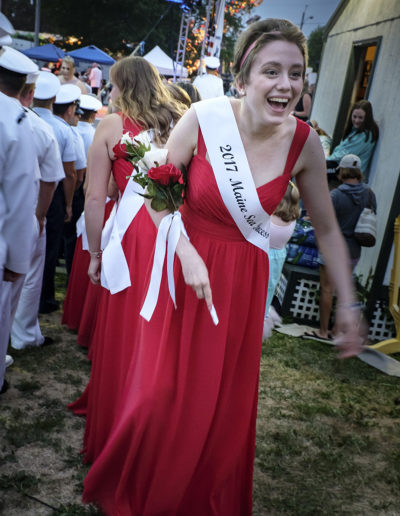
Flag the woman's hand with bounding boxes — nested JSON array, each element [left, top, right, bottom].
[[107, 174, 119, 201], [178, 239, 213, 310], [334, 306, 368, 358], [88, 255, 102, 285]]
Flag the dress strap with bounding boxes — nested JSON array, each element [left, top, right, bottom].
[[119, 113, 142, 134], [283, 118, 310, 176]]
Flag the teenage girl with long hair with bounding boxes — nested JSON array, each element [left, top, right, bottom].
[[71, 57, 186, 463]]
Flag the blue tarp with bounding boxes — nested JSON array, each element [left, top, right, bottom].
[[67, 45, 115, 65], [22, 43, 65, 61]]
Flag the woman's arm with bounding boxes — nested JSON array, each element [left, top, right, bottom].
[[143, 107, 214, 309], [85, 114, 121, 283], [294, 92, 312, 119], [295, 130, 366, 357]]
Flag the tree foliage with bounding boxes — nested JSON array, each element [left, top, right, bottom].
[[3, 0, 260, 72], [2, 0, 182, 55], [307, 26, 324, 72]]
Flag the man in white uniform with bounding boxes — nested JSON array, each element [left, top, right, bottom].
[[193, 56, 224, 100], [33, 84, 79, 313], [10, 72, 65, 350], [0, 34, 38, 393], [77, 94, 102, 155], [64, 97, 87, 276]]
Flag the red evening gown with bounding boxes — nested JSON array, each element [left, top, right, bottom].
[[75, 116, 158, 463], [62, 234, 90, 331], [62, 201, 115, 345], [83, 119, 310, 515]]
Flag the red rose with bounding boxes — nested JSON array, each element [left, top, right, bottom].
[[148, 163, 182, 186], [112, 142, 128, 159]]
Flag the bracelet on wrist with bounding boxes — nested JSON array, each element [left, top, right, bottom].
[[336, 302, 363, 310], [89, 250, 103, 259]]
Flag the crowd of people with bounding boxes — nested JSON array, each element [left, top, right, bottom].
[[1, 11, 373, 515]]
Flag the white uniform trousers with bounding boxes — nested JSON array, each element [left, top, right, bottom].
[[11, 218, 45, 350], [0, 275, 11, 389]]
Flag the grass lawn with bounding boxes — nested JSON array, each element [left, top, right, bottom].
[[0, 269, 399, 515]]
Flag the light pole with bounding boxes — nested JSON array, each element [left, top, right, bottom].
[[300, 4, 313, 31], [34, 0, 40, 46]]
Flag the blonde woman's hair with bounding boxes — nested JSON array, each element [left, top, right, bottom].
[[273, 181, 300, 222], [62, 56, 76, 70], [110, 57, 186, 145], [166, 83, 192, 109], [310, 120, 330, 137]]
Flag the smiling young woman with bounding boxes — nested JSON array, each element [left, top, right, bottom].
[[82, 19, 365, 516]]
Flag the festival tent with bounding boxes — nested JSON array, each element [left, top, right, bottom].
[[143, 45, 188, 78], [22, 43, 65, 61], [67, 45, 115, 65]]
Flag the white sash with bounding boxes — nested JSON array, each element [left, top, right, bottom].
[[100, 178, 144, 294], [193, 96, 270, 254], [76, 211, 89, 251], [76, 197, 112, 252]]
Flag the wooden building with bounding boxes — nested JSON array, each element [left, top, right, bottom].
[[310, 0, 400, 328]]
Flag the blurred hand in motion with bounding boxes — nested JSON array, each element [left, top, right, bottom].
[[334, 306, 368, 358]]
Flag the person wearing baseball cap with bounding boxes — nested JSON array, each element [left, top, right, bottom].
[[10, 71, 66, 351], [305, 153, 377, 343], [0, 15, 38, 393], [35, 83, 79, 313], [193, 55, 224, 100]]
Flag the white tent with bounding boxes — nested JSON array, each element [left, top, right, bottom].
[[142, 45, 188, 78]]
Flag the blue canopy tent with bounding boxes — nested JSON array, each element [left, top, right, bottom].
[[22, 43, 65, 61], [67, 45, 115, 65]]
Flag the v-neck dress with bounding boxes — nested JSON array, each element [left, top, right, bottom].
[[82, 118, 310, 515]]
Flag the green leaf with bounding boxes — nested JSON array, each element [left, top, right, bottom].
[[147, 182, 156, 196], [151, 198, 167, 212]]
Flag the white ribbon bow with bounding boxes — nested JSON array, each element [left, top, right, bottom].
[[140, 212, 219, 326]]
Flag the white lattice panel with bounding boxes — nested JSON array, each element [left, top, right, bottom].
[[276, 273, 288, 305], [368, 303, 395, 342], [289, 278, 320, 322]]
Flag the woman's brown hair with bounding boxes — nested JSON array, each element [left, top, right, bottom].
[[338, 167, 363, 182], [343, 99, 379, 143], [232, 18, 308, 87], [110, 57, 186, 145]]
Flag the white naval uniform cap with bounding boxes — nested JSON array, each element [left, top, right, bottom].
[[80, 94, 102, 112], [0, 12, 14, 37], [34, 70, 61, 99], [0, 46, 38, 74], [54, 83, 81, 104], [204, 56, 220, 70], [26, 70, 40, 84], [0, 34, 12, 46]]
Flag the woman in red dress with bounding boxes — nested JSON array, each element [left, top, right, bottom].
[[83, 20, 365, 514], [73, 57, 185, 459]]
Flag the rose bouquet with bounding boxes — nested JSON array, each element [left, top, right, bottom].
[[113, 131, 186, 213]]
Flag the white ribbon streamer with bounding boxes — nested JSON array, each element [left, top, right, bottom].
[[140, 212, 218, 326], [77, 197, 112, 251], [76, 211, 89, 251], [100, 179, 144, 294]]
